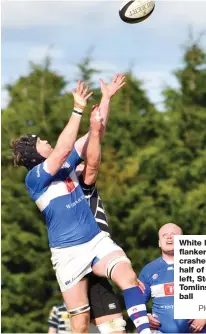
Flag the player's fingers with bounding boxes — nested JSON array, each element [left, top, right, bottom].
[[112, 73, 119, 83], [85, 91, 93, 100], [119, 82, 126, 89], [195, 325, 202, 332], [82, 85, 89, 98], [91, 104, 98, 112], [150, 315, 160, 326], [151, 318, 160, 325], [117, 74, 125, 84], [150, 323, 159, 329], [136, 279, 145, 293], [191, 324, 198, 333], [76, 80, 81, 92], [79, 81, 85, 95], [99, 78, 105, 85]]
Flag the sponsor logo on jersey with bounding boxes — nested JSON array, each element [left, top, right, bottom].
[[167, 266, 174, 270], [64, 171, 79, 193], [152, 273, 158, 280], [65, 280, 71, 286], [164, 282, 174, 295], [64, 176, 76, 192], [160, 305, 174, 309]]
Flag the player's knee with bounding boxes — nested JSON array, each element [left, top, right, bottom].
[[107, 256, 131, 280], [71, 311, 90, 333], [120, 266, 137, 288], [109, 258, 137, 289]]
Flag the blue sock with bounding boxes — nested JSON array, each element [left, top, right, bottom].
[[123, 286, 151, 334]]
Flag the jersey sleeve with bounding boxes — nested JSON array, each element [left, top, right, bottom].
[[66, 146, 84, 170], [48, 306, 58, 329], [25, 161, 54, 196], [139, 268, 151, 303], [78, 173, 96, 194]]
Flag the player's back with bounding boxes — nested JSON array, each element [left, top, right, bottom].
[[139, 257, 190, 333], [25, 149, 101, 248]]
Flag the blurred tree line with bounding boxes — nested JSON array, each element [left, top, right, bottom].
[[1, 40, 206, 333]]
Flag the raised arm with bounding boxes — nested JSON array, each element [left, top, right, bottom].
[[75, 73, 126, 157], [81, 105, 102, 185], [46, 81, 92, 175], [98, 73, 125, 138]]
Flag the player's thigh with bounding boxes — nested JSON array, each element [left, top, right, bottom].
[[92, 237, 138, 289], [92, 236, 126, 277], [62, 277, 90, 333], [62, 277, 89, 310], [93, 249, 132, 276]]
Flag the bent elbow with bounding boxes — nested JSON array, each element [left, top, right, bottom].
[[55, 146, 72, 163]]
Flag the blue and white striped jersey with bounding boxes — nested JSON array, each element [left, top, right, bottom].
[[139, 257, 190, 333], [48, 304, 71, 333], [25, 148, 101, 248]]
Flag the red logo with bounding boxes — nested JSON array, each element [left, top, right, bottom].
[[164, 283, 174, 295], [133, 312, 140, 318], [65, 177, 75, 193]]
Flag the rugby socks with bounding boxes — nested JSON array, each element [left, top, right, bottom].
[[123, 286, 151, 334]]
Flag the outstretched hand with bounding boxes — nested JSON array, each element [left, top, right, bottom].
[[72, 81, 93, 110], [100, 73, 126, 99]]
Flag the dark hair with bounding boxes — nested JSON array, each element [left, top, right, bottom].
[[10, 134, 45, 170], [10, 134, 31, 167]]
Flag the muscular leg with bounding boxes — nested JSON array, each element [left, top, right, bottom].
[[92, 247, 151, 334], [62, 277, 90, 333], [92, 250, 137, 288]]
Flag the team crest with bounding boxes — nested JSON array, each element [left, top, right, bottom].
[[152, 273, 158, 280]]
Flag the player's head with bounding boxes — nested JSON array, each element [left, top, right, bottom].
[[11, 134, 52, 170], [158, 223, 182, 255]]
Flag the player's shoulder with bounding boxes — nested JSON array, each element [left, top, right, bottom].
[[25, 163, 41, 187]]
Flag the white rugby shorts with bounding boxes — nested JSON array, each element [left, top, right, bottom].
[[50, 231, 122, 292]]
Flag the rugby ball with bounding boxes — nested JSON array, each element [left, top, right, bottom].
[[119, 0, 155, 24]]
